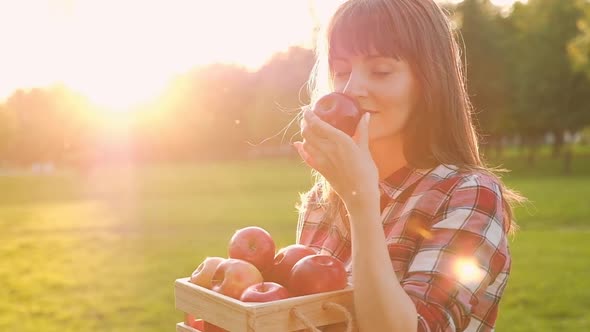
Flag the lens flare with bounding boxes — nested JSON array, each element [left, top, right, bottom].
[[454, 258, 486, 288]]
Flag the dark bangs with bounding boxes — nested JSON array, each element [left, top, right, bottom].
[[327, 0, 415, 63]]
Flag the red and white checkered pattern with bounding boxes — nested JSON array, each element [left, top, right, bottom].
[[296, 164, 511, 332]]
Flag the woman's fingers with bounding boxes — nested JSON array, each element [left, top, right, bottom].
[[292, 141, 312, 165], [303, 107, 347, 141], [300, 116, 333, 149], [293, 140, 328, 172], [352, 112, 371, 149], [297, 106, 364, 178]]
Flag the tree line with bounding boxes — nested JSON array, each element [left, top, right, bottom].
[[0, 0, 589, 171]]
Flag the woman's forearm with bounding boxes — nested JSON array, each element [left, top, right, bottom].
[[348, 202, 418, 332]]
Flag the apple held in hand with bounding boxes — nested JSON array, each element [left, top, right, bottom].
[[239, 281, 290, 302], [288, 255, 348, 296], [313, 92, 363, 136], [211, 258, 264, 299], [228, 226, 276, 272], [190, 256, 226, 289], [265, 244, 316, 286]]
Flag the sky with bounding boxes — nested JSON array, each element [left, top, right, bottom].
[[0, 0, 524, 111]]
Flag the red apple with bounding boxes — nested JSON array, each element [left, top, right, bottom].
[[204, 321, 228, 332], [184, 314, 204, 330], [228, 226, 276, 272], [265, 244, 316, 285], [211, 258, 264, 299], [288, 255, 348, 296], [239, 282, 290, 302], [190, 257, 226, 289], [313, 92, 363, 136]]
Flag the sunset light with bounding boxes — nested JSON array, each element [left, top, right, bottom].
[[0, 0, 526, 113], [0, 0, 343, 112], [1, 0, 586, 330]]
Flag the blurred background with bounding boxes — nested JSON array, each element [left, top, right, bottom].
[[0, 0, 588, 331]]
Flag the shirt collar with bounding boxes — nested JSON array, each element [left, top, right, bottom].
[[378, 164, 434, 201]]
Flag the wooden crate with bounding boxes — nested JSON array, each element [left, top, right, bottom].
[[174, 277, 356, 332], [177, 322, 200, 332]]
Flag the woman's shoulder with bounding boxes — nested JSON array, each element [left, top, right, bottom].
[[414, 164, 505, 217], [417, 164, 508, 238], [426, 163, 503, 194], [422, 164, 506, 225]]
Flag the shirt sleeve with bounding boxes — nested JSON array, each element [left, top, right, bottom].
[[401, 174, 509, 331]]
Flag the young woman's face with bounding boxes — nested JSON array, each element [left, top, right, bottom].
[[329, 53, 419, 143]]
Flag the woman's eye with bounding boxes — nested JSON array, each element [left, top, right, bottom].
[[333, 71, 350, 78], [372, 71, 391, 77]]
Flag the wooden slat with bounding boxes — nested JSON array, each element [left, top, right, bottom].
[[176, 322, 202, 332], [251, 288, 355, 331], [175, 278, 253, 331], [175, 278, 357, 332]]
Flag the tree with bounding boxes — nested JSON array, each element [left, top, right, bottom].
[[506, 0, 590, 167], [249, 46, 315, 149], [0, 103, 18, 162], [5, 88, 64, 164], [457, 0, 510, 157], [143, 63, 257, 161], [568, 0, 590, 78]]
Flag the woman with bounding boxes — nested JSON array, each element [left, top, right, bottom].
[[292, 0, 524, 331]]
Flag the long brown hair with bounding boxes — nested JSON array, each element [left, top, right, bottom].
[[297, 0, 525, 234]]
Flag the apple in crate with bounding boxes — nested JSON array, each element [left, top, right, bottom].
[[211, 258, 264, 299], [288, 255, 348, 296], [184, 314, 204, 330], [189, 257, 225, 289], [265, 244, 316, 285], [228, 226, 276, 272], [240, 282, 290, 302], [204, 321, 228, 332]]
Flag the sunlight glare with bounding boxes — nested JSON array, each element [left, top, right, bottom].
[[454, 258, 486, 287], [0, 0, 322, 112]]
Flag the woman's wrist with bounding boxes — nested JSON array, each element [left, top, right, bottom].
[[344, 188, 380, 220]]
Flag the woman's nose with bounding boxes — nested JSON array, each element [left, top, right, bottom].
[[341, 71, 368, 99]]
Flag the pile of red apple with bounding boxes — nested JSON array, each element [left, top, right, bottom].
[[184, 226, 348, 331]]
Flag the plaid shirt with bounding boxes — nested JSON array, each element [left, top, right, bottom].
[[296, 164, 511, 332]]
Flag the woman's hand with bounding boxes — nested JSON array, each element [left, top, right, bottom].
[[293, 107, 380, 212]]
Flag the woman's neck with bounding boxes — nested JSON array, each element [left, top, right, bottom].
[[369, 135, 407, 181]]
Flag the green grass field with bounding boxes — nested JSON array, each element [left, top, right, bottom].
[[0, 152, 588, 331]]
